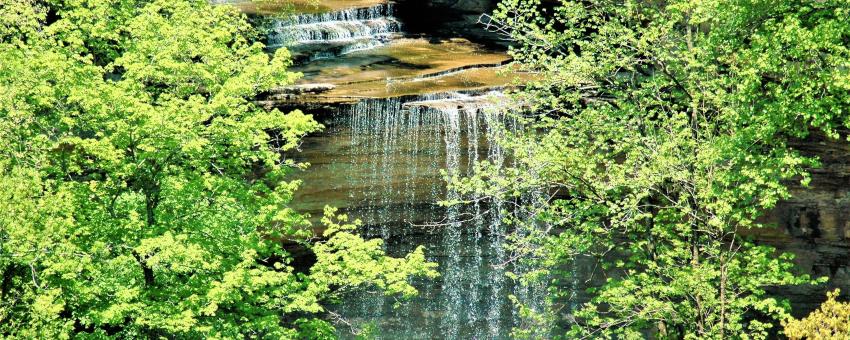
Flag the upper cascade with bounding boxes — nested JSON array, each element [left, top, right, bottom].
[[268, 2, 400, 53]]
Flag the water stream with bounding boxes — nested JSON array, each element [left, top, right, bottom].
[[264, 1, 553, 337], [288, 92, 545, 338], [268, 3, 400, 58]]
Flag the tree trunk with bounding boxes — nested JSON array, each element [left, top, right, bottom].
[[132, 252, 155, 286]]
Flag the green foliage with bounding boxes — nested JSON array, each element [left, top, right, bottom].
[[310, 207, 439, 304], [784, 289, 850, 340], [0, 0, 435, 337], [455, 0, 850, 338]]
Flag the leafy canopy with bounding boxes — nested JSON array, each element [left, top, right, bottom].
[[784, 289, 850, 340], [455, 0, 850, 338], [0, 0, 435, 338]]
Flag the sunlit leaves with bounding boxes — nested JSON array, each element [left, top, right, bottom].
[[455, 0, 850, 338], [0, 0, 434, 337], [784, 289, 850, 339]]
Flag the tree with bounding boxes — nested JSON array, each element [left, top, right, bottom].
[[784, 289, 850, 340], [454, 0, 850, 338], [0, 0, 436, 337]]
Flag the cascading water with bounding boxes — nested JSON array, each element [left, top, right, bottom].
[[320, 91, 544, 339], [213, 0, 560, 336], [267, 3, 400, 58]]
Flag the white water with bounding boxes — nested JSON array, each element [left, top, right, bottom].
[[329, 92, 547, 338], [267, 3, 400, 53]]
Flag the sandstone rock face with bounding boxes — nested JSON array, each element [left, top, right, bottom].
[[427, 0, 495, 13], [394, 0, 506, 46], [751, 133, 850, 314]]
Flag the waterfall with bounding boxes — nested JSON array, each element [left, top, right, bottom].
[[329, 91, 540, 338], [267, 3, 400, 57], [483, 107, 508, 338]]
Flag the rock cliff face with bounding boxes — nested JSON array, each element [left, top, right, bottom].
[[394, 0, 505, 46], [428, 0, 494, 12], [750, 133, 850, 314]]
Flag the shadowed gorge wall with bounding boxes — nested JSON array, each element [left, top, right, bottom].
[[751, 133, 850, 314], [393, 0, 506, 46]]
